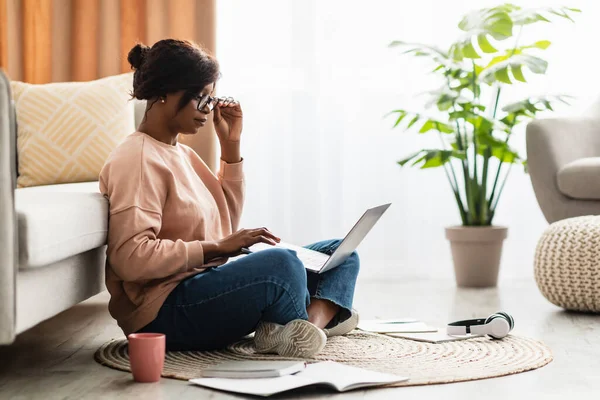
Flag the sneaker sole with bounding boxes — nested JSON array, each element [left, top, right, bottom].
[[325, 309, 359, 337], [256, 319, 326, 358]]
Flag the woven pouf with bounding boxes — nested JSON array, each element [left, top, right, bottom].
[[534, 216, 600, 312]]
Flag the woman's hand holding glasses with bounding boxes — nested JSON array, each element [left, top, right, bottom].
[[197, 94, 243, 144]]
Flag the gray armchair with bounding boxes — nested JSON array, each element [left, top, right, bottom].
[[526, 117, 600, 223]]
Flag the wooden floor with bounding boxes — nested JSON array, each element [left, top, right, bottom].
[[1, 278, 599, 399]]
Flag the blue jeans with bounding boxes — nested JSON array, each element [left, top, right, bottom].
[[138, 239, 360, 351]]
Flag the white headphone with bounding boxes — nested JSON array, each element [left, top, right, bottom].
[[447, 312, 514, 339]]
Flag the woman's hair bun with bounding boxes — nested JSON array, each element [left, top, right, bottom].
[[127, 43, 150, 70]]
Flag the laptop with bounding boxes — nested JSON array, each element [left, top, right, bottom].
[[246, 203, 391, 274]]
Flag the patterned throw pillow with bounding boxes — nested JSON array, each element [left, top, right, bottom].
[[10, 73, 135, 188]]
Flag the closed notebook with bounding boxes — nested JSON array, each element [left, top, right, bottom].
[[200, 361, 306, 379], [358, 320, 437, 333], [387, 331, 477, 343], [190, 361, 409, 396]]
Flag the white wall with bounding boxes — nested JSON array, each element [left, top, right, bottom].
[[216, 0, 600, 281]]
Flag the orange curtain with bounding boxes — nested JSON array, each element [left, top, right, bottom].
[[0, 0, 216, 82], [0, 0, 8, 69], [0, 0, 218, 169]]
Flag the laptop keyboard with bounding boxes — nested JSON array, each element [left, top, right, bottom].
[[248, 242, 330, 271]]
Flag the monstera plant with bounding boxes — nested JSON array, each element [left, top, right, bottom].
[[388, 4, 579, 287]]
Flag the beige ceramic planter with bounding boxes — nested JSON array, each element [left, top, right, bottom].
[[445, 226, 508, 288]]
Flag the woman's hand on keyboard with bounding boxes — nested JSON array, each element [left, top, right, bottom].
[[216, 228, 281, 256]]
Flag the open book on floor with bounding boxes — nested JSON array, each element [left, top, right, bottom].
[[189, 361, 408, 397]]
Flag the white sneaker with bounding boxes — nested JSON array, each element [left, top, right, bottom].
[[323, 309, 359, 337], [254, 319, 327, 358]]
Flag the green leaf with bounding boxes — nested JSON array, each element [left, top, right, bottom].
[[511, 7, 580, 26], [388, 41, 455, 67], [424, 150, 465, 169], [511, 65, 527, 82], [476, 133, 521, 163], [450, 6, 517, 60], [451, 32, 497, 60], [491, 146, 520, 163], [480, 54, 548, 84], [501, 95, 573, 114], [437, 99, 453, 111], [398, 149, 466, 169], [462, 39, 481, 59], [484, 41, 550, 70], [549, 9, 573, 22], [393, 112, 407, 127], [450, 109, 509, 133], [397, 151, 424, 166], [477, 34, 498, 53], [387, 110, 454, 134], [530, 40, 551, 50], [462, 103, 487, 112], [477, 132, 504, 148], [459, 7, 513, 40], [389, 41, 447, 56], [494, 68, 512, 84], [407, 115, 420, 129], [419, 120, 435, 133], [423, 86, 470, 111], [511, 9, 551, 25], [411, 154, 428, 167], [421, 151, 451, 168]]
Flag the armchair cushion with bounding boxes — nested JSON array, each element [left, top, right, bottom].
[[16, 182, 108, 269], [557, 157, 600, 200]]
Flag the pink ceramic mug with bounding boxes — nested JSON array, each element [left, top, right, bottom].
[[127, 333, 165, 383]]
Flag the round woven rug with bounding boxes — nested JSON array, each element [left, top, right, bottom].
[[95, 331, 552, 386]]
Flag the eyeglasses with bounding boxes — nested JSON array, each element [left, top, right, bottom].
[[195, 94, 233, 112]]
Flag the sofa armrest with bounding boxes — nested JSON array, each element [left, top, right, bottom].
[[0, 69, 17, 344], [526, 117, 600, 223]]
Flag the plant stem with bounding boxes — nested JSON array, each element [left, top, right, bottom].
[[443, 164, 467, 225], [471, 62, 479, 223], [437, 129, 467, 224], [491, 162, 514, 213], [463, 159, 476, 225], [453, 112, 472, 225], [487, 88, 503, 216], [480, 147, 491, 225], [459, 124, 475, 225], [437, 131, 463, 195], [487, 26, 524, 224], [492, 87, 502, 119], [454, 120, 464, 151], [487, 121, 515, 212]]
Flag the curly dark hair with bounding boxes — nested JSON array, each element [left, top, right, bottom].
[[127, 39, 221, 111]]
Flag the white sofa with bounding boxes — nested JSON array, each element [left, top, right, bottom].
[[0, 70, 148, 344]]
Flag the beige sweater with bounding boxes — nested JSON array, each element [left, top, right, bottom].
[[99, 131, 245, 335]]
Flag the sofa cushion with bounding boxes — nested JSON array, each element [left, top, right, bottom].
[[557, 157, 600, 200], [16, 182, 108, 269], [10, 73, 135, 188]]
